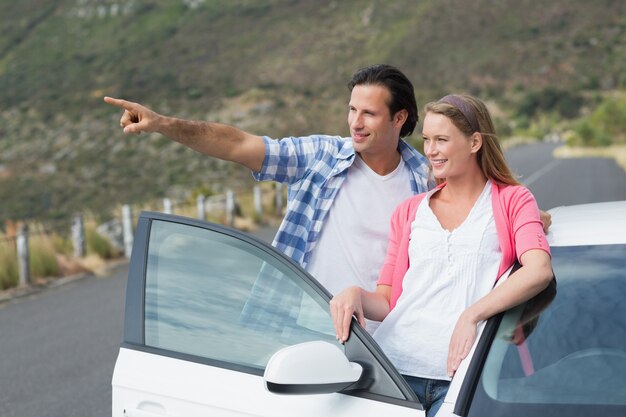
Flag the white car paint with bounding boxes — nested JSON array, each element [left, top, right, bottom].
[[547, 200, 626, 247], [113, 348, 423, 417]]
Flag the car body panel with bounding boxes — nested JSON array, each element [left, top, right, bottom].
[[547, 200, 626, 247], [113, 347, 422, 417], [113, 200, 626, 417]]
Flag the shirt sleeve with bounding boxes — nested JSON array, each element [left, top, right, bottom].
[[510, 187, 551, 259], [252, 135, 334, 184]]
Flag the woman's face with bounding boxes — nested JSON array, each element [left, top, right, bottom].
[[421, 111, 479, 180]]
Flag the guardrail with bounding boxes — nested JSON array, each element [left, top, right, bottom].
[[3, 183, 285, 289]]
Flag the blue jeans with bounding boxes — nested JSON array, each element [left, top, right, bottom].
[[403, 375, 450, 417]]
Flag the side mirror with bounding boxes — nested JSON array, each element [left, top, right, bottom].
[[264, 341, 363, 395]]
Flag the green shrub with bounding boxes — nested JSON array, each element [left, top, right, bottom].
[[190, 186, 215, 200], [29, 235, 60, 278], [569, 95, 626, 147], [0, 240, 18, 290], [86, 226, 116, 259], [50, 234, 73, 256], [588, 96, 626, 143], [571, 120, 612, 147], [515, 113, 560, 140], [517, 87, 584, 119], [569, 120, 594, 146]]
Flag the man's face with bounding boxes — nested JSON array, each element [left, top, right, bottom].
[[348, 84, 403, 159]]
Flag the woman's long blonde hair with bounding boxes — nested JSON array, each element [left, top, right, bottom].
[[425, 94, 520, 186]]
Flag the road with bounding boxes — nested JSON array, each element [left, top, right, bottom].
[[505, 141, 626, 209], [0, 265, 127, 417], [1, 142, 625, 417]]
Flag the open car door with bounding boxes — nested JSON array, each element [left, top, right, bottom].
[[112, 212, 424, 417]]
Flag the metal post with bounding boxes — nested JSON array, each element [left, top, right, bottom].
[[16, 223, 30, 286], [253, 185, 263, 220], [226, 190, 235, 227], [163, 198, 172, 214], [122, 204, 133, 258], [196, 194, 206, 221], [72, 214, 86, 258], [275, 182, 284, 216]]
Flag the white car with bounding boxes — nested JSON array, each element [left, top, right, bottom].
[[112, 200, 626, 417]]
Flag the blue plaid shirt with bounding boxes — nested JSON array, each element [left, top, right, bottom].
[[253, 135, 432, 268]]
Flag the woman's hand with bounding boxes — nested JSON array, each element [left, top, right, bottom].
[[447, 310, 479, 378], [330, 286, 364, 343]]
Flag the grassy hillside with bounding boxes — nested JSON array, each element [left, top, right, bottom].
[[0, 0, 624, 224]]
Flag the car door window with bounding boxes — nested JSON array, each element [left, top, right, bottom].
[[143, 219, 340, 371], [124, 213, 419, 407], [463, 245, 626, 417]]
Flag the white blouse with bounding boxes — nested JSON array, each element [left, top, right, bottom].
[[373, 181, 502, 380]]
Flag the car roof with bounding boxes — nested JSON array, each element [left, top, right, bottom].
[[546, 200, 626, 247]]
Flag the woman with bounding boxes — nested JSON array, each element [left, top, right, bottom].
[[330, 94, 553, 417]]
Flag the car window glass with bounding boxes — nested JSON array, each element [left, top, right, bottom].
[[143, 220, 340, 370], [468, 244, 626, 416]]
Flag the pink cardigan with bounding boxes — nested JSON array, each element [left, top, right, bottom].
[[378, 182, 550, 310]]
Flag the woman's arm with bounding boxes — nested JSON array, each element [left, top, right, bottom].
[[447, 249, 553, 377], [330, 285, 392, 343]]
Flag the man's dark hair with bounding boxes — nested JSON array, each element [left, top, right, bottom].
[[348, 64, 418, 138]]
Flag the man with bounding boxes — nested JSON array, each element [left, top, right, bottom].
[[105, 64, 432, 301]]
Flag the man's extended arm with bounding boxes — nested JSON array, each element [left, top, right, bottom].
[[104, 96, 266, 172]]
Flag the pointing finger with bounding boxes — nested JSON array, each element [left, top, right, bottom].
[[104, 96, 135, 111]]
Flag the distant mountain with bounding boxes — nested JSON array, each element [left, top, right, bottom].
[[1, 0, 624, 224]]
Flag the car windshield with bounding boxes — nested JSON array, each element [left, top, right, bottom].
[[468, 244, 626, 417]]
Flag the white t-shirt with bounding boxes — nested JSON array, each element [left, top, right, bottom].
[[305, 155, 414, 330], [373, 182, 502, 379], [308, 155, 414, 293]]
